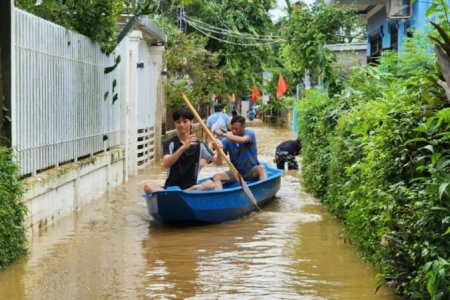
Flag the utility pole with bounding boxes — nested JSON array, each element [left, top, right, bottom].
[[177, 6, 187, 33], [0, 0, 13, 146]]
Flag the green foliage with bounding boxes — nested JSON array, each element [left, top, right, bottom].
[[426, 0, 450, 33], [157, 0, 277, 99], [262, 71, 297, 113], [155, 17, 219, 108], [298, 29, 450, 298], [297, 89, 333, 198], [259, 95, 294, 116], [0, 147, 28, 270], [14, 0, 142, 53], [427, 0, 450, 106], [282, 96, 295, 107], [280, 1, 365, 89], [2, 105, 11, 124]]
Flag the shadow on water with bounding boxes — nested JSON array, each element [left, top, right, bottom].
[[0, 121, 399, 300]]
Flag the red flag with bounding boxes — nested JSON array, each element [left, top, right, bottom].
[[276, 74, 289, 99], [251, 87, 260, 103]]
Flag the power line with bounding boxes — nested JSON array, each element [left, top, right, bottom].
[[185, 17, 285, 46], [186, 16, 285, 41]]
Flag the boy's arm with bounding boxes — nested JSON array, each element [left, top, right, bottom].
[[211, 139, 223, 166], [162, 147, 187, 168], [218, 132, 251, 144], [162, 136, 196, 168]]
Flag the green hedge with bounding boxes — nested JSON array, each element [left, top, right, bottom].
[[298, 33, 450, 299], [0, 147, 28, 270]]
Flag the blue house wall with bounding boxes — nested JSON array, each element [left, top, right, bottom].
[[322, 0, 450, 59], [366, 0, 450, 57]]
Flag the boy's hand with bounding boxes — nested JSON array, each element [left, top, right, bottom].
[[182, 135, 198, 150], [212, 139, 223, 150]]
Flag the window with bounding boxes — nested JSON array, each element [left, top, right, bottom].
[[390, 22, 398, 51], [404, 20, 413, 38], [368, 29, 383, 65]]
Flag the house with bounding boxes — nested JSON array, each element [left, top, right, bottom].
[[327, 0, 425, 63]]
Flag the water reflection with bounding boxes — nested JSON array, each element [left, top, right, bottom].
[[141, 205, 323, 300], [0, 121, 398, 300]]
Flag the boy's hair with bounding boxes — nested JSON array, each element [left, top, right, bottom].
[[213, 104, 222, 112], [231, 115, 245, 126], [172, 107, 194, 121]]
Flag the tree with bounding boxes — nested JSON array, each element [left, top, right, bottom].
[[154, 0, 278, 99], [14, 0, 153, 53], [280, 1, 364, 89], [155, 18, 219, 108]]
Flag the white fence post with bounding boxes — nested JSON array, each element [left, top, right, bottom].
[[149, 45, 166, 162], [118, 36, 131, 181], [127, 30, 142, 176]]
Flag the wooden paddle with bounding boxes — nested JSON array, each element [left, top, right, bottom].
[[180, 92, 261, 211]]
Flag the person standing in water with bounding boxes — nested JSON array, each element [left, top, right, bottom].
[[231, 106, 238, 117], [206, 104, 231, 139], [247, 108, 256, 121], [274, 138, 302, 170]]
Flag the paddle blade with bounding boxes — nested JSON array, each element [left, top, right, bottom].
[[237, 173, 261, 211]]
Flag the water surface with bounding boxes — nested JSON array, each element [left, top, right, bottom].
[[0, 121, 398, 299]]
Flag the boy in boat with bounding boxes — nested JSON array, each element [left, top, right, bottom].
[[143, 107, 223, 194], [212, 115, 267, 189]]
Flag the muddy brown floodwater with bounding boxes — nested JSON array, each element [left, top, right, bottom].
[[0, 120, 399, 300]]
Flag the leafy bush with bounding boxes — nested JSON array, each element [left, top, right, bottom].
[[297, 89, 334, 198], [0, 147, 28, 270], [299, 29, 450, 299]]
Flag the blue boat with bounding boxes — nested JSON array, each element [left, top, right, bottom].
[[143, 163, 283, 224]]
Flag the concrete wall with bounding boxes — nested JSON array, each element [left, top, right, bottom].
[[263, 113, 291, 129], [23, 148, 125, 234], [325, 43, 367, 76]]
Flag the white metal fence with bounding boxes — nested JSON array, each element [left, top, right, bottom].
[[13, 9, 122, 176]]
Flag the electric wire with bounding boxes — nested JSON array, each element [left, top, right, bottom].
[[188, 22, 284, 46], [185, 18, 285, 46], [186, 16, 285, 41]]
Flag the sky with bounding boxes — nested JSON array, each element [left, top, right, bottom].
[[269, 0, 315, 21]]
